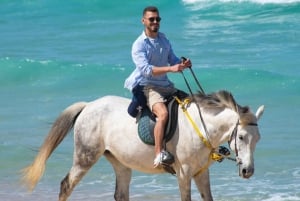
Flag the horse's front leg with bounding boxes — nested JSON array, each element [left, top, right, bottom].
[[193, 169, 213, 201], [177, 174, 192, 201]]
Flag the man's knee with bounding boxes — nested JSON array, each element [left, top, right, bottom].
[[153, 103, 168, 119], [159, 110, 168, 122]]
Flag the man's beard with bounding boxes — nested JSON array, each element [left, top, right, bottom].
[[150, 25, 159, 33], [152, 27, 159, 32]]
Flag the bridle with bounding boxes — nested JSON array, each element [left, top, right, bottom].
[[228, 120, 258, 165]]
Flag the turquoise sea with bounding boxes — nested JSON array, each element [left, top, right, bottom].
[[1, 0, 299, 200]]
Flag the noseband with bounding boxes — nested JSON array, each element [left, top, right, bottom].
[[228, 120, 258, 164]]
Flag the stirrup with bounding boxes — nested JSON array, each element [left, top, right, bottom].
[[161, 150, 175, 165], [154, 150, 175, 167], [153, 150, 176, 175]]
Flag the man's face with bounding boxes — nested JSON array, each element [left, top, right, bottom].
[[142, 11, 161, 33]]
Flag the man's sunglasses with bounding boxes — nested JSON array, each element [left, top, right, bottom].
[[146, 17, 161, 22]]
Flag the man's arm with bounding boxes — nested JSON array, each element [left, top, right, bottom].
[[151, 58, 192, 76]]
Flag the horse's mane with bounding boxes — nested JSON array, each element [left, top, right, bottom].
[[192, 90, 256, 125]]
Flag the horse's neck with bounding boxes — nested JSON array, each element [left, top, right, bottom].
[[182, 103, 238, 148], [206, 107, 238, 147]]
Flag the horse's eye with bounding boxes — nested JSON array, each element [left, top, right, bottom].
[[239, 135, 244, 140]]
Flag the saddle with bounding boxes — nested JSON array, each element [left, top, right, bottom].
[[127, 88, 188, 145], [137, 97, 178, 145]]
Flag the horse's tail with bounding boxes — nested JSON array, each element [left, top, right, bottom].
[[21, 101, 87, 192]]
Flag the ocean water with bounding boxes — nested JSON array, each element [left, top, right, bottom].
[[0, 0, 299, 200]]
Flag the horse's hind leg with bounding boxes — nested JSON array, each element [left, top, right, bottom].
[[105, 151, 132, 201], [59, 164, 88, 201], [59, 146, 103, 201]]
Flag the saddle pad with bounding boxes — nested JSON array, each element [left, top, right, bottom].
[[138, 98, 179, 145], [138, 108, 156, 145]]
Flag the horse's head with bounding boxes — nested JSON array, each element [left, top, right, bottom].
[[193, 90, 264, 178], [228, 105, 264, 179]]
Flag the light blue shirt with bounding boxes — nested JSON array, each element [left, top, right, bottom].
[[124, 31, 181, 91]]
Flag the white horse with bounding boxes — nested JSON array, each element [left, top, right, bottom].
[[22, 90, 264, 201]]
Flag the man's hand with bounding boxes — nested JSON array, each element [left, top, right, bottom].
[[152, 57, 192, 75], [171, 63, 188, 72], [182, 58, 192, 68], [181, 56, 192, 68], [170, 57, 192, 72]]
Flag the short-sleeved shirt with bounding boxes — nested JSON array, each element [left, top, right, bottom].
[[124, 31, 181, 91]]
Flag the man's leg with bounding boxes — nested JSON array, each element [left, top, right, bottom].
[[144, 86, 176, 167], [152, 102, 168, 157]]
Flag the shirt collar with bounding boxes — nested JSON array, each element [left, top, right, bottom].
[[142, 31, 160, 41]]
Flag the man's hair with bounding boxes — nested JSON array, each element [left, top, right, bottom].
[[143, 6, 159, 16]]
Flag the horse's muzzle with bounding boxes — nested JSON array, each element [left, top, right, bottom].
[[240, 166, 254, 179], [236, 157, 254, 179]]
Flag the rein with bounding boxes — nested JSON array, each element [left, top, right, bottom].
[[179, 65, 244, 176], [179, 58, 211, 147]]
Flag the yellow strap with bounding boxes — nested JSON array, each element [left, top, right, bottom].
[[174, 96, 224, 176], [174, 96, 212, 149], [194, 153, 212, 176]]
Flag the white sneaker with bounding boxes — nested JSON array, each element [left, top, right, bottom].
[[153, 154, 162, 168]]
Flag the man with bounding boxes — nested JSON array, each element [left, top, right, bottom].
[[124, 6, 192, 168]]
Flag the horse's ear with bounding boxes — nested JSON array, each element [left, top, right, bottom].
[[255, 105, 265, 121]]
